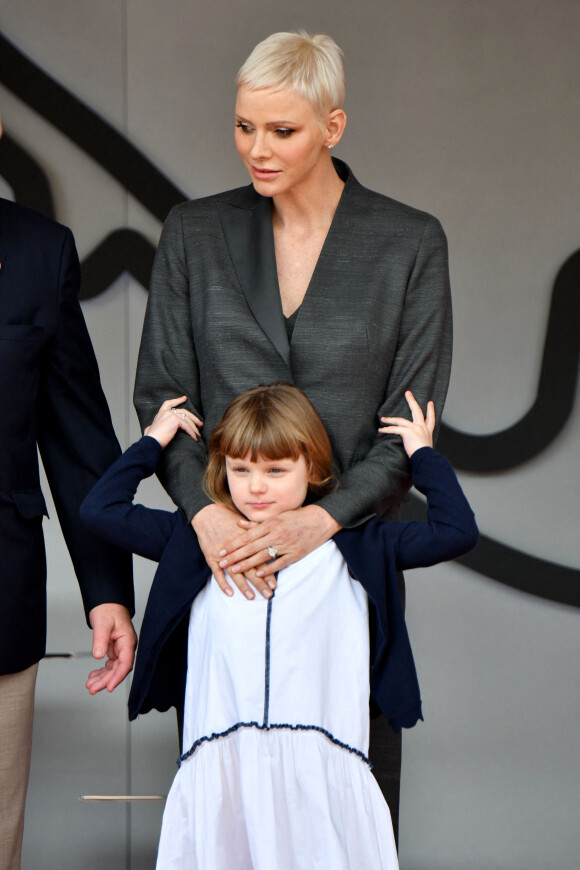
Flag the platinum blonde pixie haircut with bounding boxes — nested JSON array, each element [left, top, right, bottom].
[[236, 31, 345, 120]]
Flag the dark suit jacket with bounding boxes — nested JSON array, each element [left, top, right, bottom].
[[134, 160, 452, 526], [0, 198, 133, 675], [81, 436, 478, 731]]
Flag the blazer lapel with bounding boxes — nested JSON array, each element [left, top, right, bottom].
[[217, 189, 290, 368]]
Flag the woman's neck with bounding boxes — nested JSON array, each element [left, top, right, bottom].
[[272, 157, 345, 233]]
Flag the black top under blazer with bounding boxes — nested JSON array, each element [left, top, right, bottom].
[[0, 199, 133, 675], [81, 436, 478, 730], [134, 160, 453, 527]]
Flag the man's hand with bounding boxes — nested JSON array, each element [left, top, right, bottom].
[[192, 503, 275, 601], [86, 603, 137, 695], [217, 504, 342, 579]]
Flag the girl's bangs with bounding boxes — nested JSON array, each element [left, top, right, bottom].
[[222, 416, 303, 462]]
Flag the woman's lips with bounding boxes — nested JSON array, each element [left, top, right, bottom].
[[251, 166, 280, 180]]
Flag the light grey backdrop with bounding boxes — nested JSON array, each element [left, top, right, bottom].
[[0, 1, 578, 868]]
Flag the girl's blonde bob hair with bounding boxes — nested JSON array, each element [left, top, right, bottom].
[[236, 31, 345, 120], [204, 382, 336, 511]]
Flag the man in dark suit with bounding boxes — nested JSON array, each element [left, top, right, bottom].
[[0, 117, 135, 869]]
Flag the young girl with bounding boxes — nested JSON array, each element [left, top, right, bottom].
[[81, 382, 478, 869]]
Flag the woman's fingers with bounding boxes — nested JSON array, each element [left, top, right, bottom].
[[229, 568, 276, 599], [192, 503, 275, 600]]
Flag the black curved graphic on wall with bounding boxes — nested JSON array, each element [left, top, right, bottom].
[[438, 250, 580, 472], [80, 229, 156, 300], [0, 131, 55, 218], [0, 33, 186, 221], [1, 32, 578, 607], [403, 495, 578, 608]]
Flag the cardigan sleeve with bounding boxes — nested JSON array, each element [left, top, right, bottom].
[[388, 447, 479, 570], [80, 436, 178, 562]]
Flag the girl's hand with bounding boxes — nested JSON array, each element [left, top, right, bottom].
[[378, 390, 435, 457], [144, 397, 203, 448]]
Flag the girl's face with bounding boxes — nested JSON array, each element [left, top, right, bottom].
[[234, 85, 329, 199], [225, 453, 310, 521]]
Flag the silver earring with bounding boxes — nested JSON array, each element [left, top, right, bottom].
[[328, 143, 334, 150]]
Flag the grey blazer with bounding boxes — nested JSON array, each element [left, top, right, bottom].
[[134, 160, 452, 527]]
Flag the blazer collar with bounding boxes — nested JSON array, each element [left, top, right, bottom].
[[216, 191, 290, 367], [216, 160, 357, 369]]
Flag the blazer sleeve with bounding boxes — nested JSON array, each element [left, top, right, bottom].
[[387, 447, 478, 569], [316, 216, 453, 526], [80, 437, 177, 561], [133, 205, 211, 521], [35, 228, 134, 619]]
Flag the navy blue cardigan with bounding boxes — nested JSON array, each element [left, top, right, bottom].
[[81, 438, 478, 731]]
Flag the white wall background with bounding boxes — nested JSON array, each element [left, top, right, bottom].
[[1, 2, 578, 868]]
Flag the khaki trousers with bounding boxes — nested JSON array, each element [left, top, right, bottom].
[[0, 663, 38, 870]]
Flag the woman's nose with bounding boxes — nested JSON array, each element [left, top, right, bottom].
[[250, 130, 271, 160]]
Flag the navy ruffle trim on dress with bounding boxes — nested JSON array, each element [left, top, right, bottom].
[[178, 721, 372, 769]]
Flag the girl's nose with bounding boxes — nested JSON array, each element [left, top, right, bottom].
[[249, 472, 267, 494]]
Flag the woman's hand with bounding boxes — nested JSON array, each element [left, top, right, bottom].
[[191, 503, 275, 601], [217, 504, 342, 580], [144, 396, 203, 448], [378, 390, 435, 456]]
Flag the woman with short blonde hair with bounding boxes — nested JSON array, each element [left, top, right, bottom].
[[135, 28, 453, 845], [236, 30, 345, 119]]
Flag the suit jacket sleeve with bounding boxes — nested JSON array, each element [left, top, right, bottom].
[[316, 216, 453, 527], [35, 228, 134, 619], [134, 205, 211, 521]]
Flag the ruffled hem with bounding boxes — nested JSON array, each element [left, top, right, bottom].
[[179, 721, 371, 767], [157, 727, 398, 870]]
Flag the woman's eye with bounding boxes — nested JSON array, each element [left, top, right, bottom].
[[275, 128, 294, 137], [235, 122, 252, 134]]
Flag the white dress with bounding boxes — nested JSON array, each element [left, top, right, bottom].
[[156, 540, 399, 869]]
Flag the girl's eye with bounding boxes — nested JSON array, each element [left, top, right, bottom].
[[268, 467, 286, 474]]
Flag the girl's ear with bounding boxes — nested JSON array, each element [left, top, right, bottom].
[[305, 453, 321, 487]]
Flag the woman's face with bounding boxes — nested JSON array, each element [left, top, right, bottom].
[[225, 453, 310, 522], [234, 85, 329, 198]]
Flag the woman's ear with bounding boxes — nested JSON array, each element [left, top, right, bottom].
[[325, 108, 347, 148]]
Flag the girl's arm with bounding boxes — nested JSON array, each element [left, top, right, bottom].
[[379, 392, 478, 568], [80, 399, 202, 561], [388, 448, 478, 570]]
